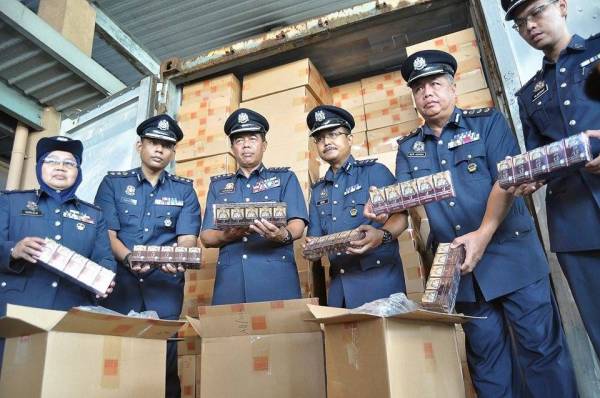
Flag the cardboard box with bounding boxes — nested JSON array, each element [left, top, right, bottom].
[[308, 304, 469, 398], [331, 82, 367, 133], [315, 131, 369, 174], [367, 120, 421, 154], [178, 355, 197, 398], [455, 69, 487, 95], [457, 89, 494, 109], [360, 71, 411, 105], [0, 304, 185, 398], [242, 58, 331, 104], [364, 95, 418, 131], [406, 28, 477, 62], [401, 251, 427, 294], [188, 298, 326, 398]]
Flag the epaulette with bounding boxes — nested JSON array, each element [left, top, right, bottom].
[[516, 70, 542, 96], [107, 169, 136, 177], [210, 173, 234, 182], [396, 128, 421, 145], [311, 177, 326, 189], [267, 167, 291, 173], [0, 189, 36, 194], [462, 107, 494, 117], [77, 198, 101, 211], [355, 158, 378, 167], [168, 173, 193, 184], [588, 32, 600, 41]]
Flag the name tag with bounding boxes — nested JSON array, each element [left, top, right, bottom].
[[120, 197, 138, 206]]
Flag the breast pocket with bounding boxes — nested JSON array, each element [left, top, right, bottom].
[[527, 91, 553, 132], [574, 61, 598, 101], [156, 206, 182, 230], [452, 141, 491, 182], [406, 157, 432, 178], [117, 202, 141, 228]]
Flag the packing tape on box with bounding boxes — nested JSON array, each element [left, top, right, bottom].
[[11, 335, 32, 366], [101, 336, 122, 389], [250, 335, 272, 375], [342, 322, 360, 370]]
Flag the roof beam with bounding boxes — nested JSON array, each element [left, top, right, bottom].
[[93, 5, 160, 77], [0, 80, 43, 130], [0, 0, 125, 95]]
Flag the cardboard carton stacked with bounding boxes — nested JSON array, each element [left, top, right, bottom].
[[176, 323, 203, 398]]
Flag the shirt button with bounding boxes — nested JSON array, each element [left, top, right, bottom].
[[245, 198, 250, 202], [438, 140, 443, 145], [376, 260, 381, 265], [224, 198, 228, 202], [449, 201, 455, 207], [147, 212, 151, 216], [455, 225, 461, 231], [264, 196, 268, 199], [467, 154, 472, 159], [334, 184, 339, 188], [564, 100, 571, 106], [124, 210, 129, 214], [559, 67, 566, 73], [560, 82, 567, 88], [333, 200, 338, 205], [54, 234, 61, 241], [144, 228, 149, 232], [54, 209, 60, 214], [51, 281, 58, 288], [150, 193, 154, 197], [246, 184, 251, 188], [340, 269, 345, 274], [332, 217, 337, 221], [139, 278, 144, 283], [242, 237, 248, 242], [441, 160, 447, 165], [413, 166, 419, 171], [569, 120, 576, 126], [515, 231, 520, 236], [242, 254, 248, 260], [282, 256, 286, 260], [1, 282, 6, 287], [537, 101, 542, 106], [54, 221, 61, 227]]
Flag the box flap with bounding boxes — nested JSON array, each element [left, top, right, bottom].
[[0, 318, 47, 338], [4, 304, 66, 330], [307, 304, 475, 325], [197, 298, 317, 317], [51, 308, 186, 339]]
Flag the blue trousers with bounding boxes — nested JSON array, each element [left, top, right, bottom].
[[456, 277, 577, 398], [557, 250, 600, 358]]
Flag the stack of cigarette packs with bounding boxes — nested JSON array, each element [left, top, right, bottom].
[[369, 170, 455, 215], [129, 246, 202, 270], [498, 133, 593, 189], [421, 243, 464, 313], [302, 229, 366, 261], [213, 202, 287, 230], [37, 238, 115, 295]]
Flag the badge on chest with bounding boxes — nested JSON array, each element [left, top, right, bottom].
[[252, 176, 281, 193], [317, 188, 329, 206], [154, 197, 184, 206], [63, 209, 95, 224], [343, 184, 362, 196], [448, 130, 480, 149], [21, 201, 42, 216], [531, 80, 548, 102], [220, 182, 235, 194], [408, 140, 426, 158]]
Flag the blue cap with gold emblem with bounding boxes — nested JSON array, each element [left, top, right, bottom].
[[36, 136, 83, 163], [501, 0, 531, 20], [136, 114, 183, 143], [224, 108, 269, 137], [401, 50, 457, 86], [306, 105, 355, 136]]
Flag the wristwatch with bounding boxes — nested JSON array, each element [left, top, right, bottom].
[[380, 228, 393, 245], [124, 253, 133, 268], [280, 228, 293, 244]]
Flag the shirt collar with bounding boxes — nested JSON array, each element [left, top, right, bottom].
[[235, 163, 266, 179], [324, 155, 355, 182], [542, 34, 586, 70], [134, 167, 166, 185], [421, 107, 463, 139]]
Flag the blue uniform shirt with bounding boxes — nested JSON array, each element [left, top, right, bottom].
[[94, 168, 201, 319], [202, 165, 308, 305], [517, 33, 600, 253], [0, 190, 115, 313], [308, 155, 406, 307], [396, 107, 549, 302]]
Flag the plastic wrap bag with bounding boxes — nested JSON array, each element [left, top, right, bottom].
[[350, 293, 419, 317], [76, 306, 159, 319]]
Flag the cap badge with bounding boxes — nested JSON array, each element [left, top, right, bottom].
[[413, 57, 427, 71], [238, 112, 249, 124], [315, 110, 326, 122], [158, 119, 170, 131]]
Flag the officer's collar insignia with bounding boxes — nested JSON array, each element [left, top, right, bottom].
[[532, 80, 548, 102], [158, 119, 170, 131], [344, 184, 362, 196], [413, 57, 427, 71], [315, 110, 326, 122], [238, 112, 249, 124], [125, 185, 136, 196]]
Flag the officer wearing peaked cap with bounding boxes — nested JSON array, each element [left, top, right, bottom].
[[307, 105, 407, 308], [0, 136, 116, 369], [200, 108, 308, 305], [94, 114, 201, 398], [367, 49, 577, 396], [502, 0, 600, 362]]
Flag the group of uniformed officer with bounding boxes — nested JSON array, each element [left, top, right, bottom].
[[1, 0, 597, 396]]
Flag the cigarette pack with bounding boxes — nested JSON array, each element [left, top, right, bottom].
[[528, 146, 549, 179], [129, 245, 202, 270], [421, 243, 464, 313], [416, 175, 436, 205], [369, 186, 388, 214], [302, 229, 366, 261], [565, 133, 592, 168], [213, 202, 287, 229], [384, 184, 403, 213], [400, 180, 420, 209], [512, 153, 531, 185], [497, 157, 515, 189], [129, 245, 147, 268], [433, 171, 455, 200], [546, 140, 567, 172]]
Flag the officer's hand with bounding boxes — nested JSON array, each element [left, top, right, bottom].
[[505, 180, 545, 197], [363, 200, 389, 224], [130, 263, 151, 274], [250, 218, 287, 242], [585, 130, 600, 174], [451, 230, 492, 275], [302, 236, 314, 250], [346, 225, 384, 255], [11, 237, 46, 263], [161, 263, 184, 274], [223, 227, 250, 243], [96, 281, 116, 299]]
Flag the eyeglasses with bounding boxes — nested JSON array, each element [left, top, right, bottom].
[[232, 135, 261, 146], [313, 130, 349, 144], [42, 158, 78, 169], [512, 0, 558, 32]]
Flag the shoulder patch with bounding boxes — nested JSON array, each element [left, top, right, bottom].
[[267, 167, 291, 173], [0, 189, 36, 194], [168, 174, 193, 184], [77, 199, 101, 211], [462, 107, 494, 117], [210, 173, 234, 182], [355, 158, 378, 167], [107, 169, 136, 177], [396, 128, 420, 145], [311, 177, 326, 189]]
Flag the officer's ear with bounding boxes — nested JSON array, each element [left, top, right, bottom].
[[135, 139, 142, 154]]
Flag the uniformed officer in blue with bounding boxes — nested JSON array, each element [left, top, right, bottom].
[[374, 50, 576, 397], [0, 136, 116, 368], [503, 0, 600, 360], [200, 108, 308, 304], [306, 105, 407, 308], [94, 114, 201, 398]]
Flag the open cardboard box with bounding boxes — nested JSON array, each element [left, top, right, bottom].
[[0, 304, 185, 398], [308, 304, 474, 398]]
